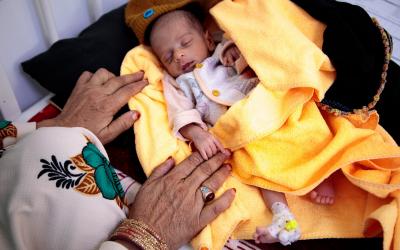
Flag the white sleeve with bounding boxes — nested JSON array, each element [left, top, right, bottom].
[[1, 121, 36, 150], [99, 241, 129, 250]]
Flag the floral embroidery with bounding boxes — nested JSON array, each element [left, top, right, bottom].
[[0, 120, 17, 150], [71, 154, 100, 195], [37, 142, 125, 209], [37, 155, 86, 189], [82, 142, 125, 200], [0, 120, 11, 129]]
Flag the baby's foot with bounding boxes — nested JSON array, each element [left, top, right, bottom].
[[310, 178, 335, 205], [253, 226, 279, 244], [253, 202, 301, 246]]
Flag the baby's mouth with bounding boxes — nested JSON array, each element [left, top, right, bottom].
[[181, 61, 195, 73]]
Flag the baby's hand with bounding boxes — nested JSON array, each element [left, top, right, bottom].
[[191, 130, 226, 160], [221, 45, 241, 67]]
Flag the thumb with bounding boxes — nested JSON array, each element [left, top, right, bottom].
[[99, 111, 140, 144]]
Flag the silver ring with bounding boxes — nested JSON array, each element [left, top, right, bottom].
[[200, 186, 215, 202]]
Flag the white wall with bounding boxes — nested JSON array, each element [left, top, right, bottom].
[[342, 0, 400, 64], [0, 0, 49, 120], [0, 0, 127, 120], [0, 0, 398, 120]]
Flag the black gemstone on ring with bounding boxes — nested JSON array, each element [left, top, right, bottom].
[[205, 192, 215, 202]]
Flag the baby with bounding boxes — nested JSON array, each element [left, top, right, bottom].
[[148, 9, 334, 245], [151, 10, 258, 160]]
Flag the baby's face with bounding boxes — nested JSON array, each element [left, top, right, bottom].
[[150, 16, 213, 78]]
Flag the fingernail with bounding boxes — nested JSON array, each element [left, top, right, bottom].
[[232, 188, 236, 193], [225, 149, 232, 156], [224, 163, 232, 171], [167, 156, 174, 161], [132, 111, 141, 120]]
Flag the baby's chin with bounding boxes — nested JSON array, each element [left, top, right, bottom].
[[182, 65, 195, 74], [181, 60, 198, 74], [167, 61, 196, 78]]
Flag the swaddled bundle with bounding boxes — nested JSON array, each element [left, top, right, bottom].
[[122, 0, 400, 249]]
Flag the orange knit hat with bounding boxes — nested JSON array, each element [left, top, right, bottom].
[[125, 0, 221, 44], [125, 0, 198, 44]]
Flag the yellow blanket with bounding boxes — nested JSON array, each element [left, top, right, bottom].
[[121, 0, 400, 249]]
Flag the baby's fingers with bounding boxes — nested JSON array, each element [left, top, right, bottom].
[[213, 137, 227, 154], [198, 146, 209, 160], [205, 144, 214, 159], [210, 141, 218, 156], [227, 54, 234, 66], [222, 55, 229, 66], [233, 47, 241, 60]]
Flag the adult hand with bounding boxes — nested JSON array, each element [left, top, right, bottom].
[[128, 151, 235, 250], [37, 68, 148, 144]]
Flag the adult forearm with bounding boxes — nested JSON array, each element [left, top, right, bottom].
[[36, 118, 59, 128]]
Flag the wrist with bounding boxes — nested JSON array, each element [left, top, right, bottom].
[[110, 219, 168, 250], [179, 124, 204, 140], [36, 118, 58, 129], [36, 116, 66, 129], [113, 240, 141, 250]]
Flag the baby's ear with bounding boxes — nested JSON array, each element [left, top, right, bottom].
[[204, 30, 216, 51]]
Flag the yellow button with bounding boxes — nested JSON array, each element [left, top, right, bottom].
[[195, 63, 203, 68], [212, 89, 220, 96]]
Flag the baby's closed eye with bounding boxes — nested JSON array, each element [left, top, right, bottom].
[[182, 38, 192, 47], [163, 52, 173, 64]]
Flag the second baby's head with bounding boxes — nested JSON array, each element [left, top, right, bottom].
[[149, 10, 215, 78]]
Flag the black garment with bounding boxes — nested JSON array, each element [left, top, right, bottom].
[[21, 5, 138, 107], [291, 0, 400, 143]]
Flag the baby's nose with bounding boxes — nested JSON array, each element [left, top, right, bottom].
[[174, 50, 185, 61]]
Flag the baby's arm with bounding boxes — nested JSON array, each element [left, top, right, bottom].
[[179, 123, 225, 160], [216, 39, 248, 74], [221, 44, 241, 67], [163, 74, 226, 159], [163, 74, 207, 140]]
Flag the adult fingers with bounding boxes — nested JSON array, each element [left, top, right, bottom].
[[98, 111, 140, 144], [199, 164, 231, 196], [185, 151, 230, 186], [76, 71, 93, 86], [110, 79, 149, 113], [199, 189, 236, 228], [67, 71, 93, 99], [104, 72, 145, 94], [169, 151, 205, 178], [89, 68, 115, 86], [147, 157, 175, 181]]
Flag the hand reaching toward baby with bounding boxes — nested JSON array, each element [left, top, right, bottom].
[[221, 45, 241, 67], [180, 124, 227, 160]]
